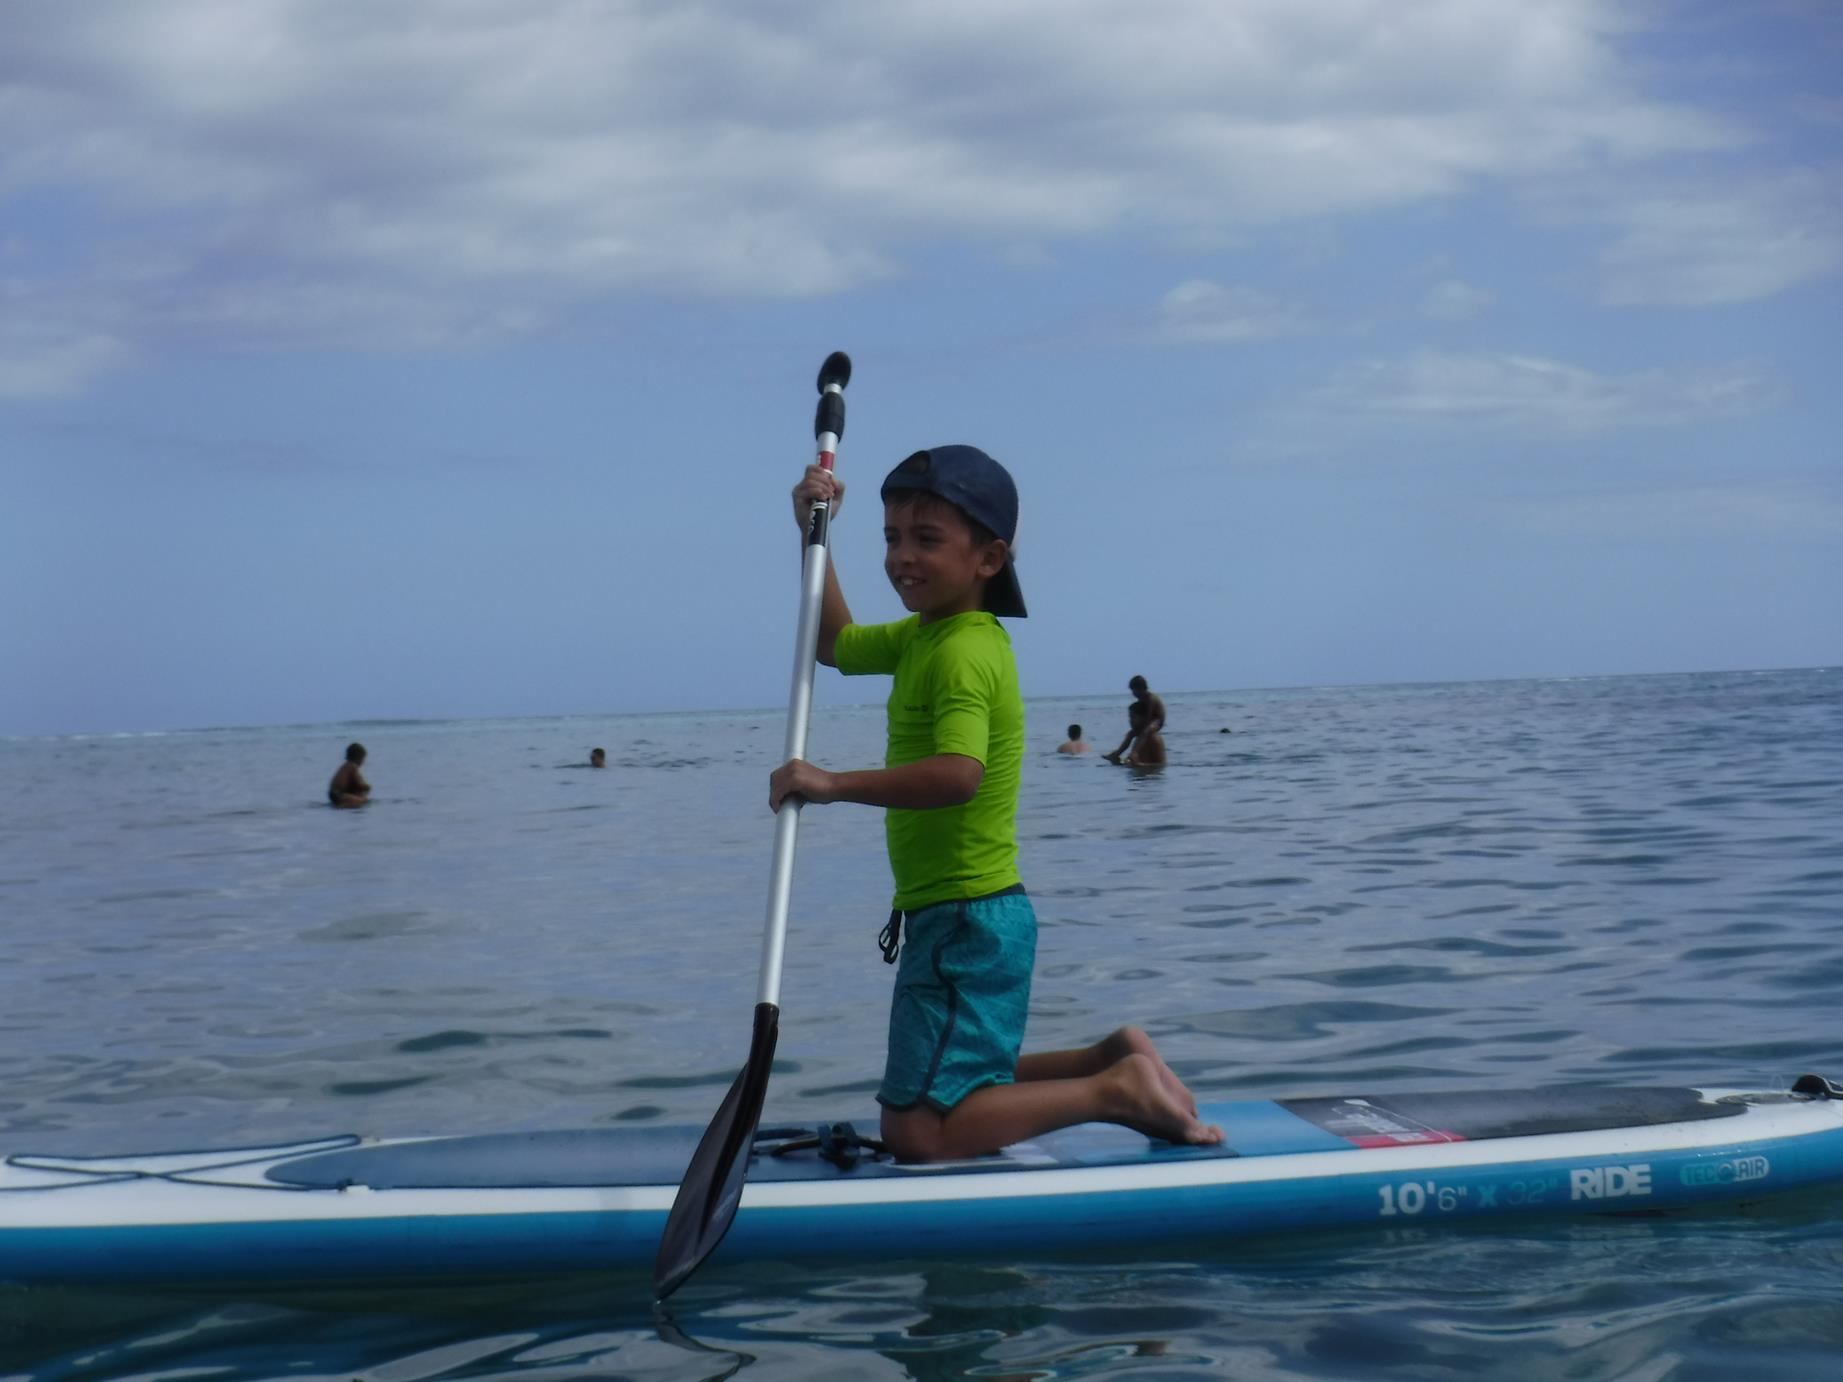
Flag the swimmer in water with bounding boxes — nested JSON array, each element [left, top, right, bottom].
[[328, 742, 371, 808], [1104, 677, 1166, 766]]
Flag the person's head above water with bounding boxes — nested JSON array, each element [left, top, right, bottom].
[[879, 446, 1026, 619], [345, 742, 367, 764], [590, 748, 606, 768], [1129, 676, 1149, 697], [1067, 724, 1083, 740]]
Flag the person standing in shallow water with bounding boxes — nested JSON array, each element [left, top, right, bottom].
[[328, 742, 370, 807], [1104, 676, 1167, 766], [1057, 724, 1090, 754]]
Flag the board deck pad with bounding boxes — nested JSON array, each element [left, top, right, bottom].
[[1282, 1085, 1744, 1148], [264, 1086, 1744, 1191]]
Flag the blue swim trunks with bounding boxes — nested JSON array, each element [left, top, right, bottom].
[[878, 887, 1037, 1113]]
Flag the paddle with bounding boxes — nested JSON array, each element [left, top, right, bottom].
[[653, 351, 852, 1302]]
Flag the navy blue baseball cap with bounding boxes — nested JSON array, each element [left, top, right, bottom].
[[880, 445, 1027, 618]]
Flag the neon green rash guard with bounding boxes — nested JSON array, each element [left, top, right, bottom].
[[833, 612, 1025, 911]]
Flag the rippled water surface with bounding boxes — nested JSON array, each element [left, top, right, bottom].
[[3, 668, 1840, 1378]]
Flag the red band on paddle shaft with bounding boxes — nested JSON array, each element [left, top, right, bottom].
[[817, 450, 835, 472]]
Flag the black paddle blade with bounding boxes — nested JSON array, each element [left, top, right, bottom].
[[653, 1002, 779, 1301]]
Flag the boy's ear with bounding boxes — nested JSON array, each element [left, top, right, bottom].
[[978, 538, 1009, 579]]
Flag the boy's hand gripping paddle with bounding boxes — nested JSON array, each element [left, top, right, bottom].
[[653, 351, 852, 1302]]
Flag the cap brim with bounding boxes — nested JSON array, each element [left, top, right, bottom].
[[985, 560, 1027, 619]]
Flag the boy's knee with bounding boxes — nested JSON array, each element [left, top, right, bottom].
[[880, 1106, 944, 1162]]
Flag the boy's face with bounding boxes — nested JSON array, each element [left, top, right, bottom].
[[882, 495, 1008, 624]]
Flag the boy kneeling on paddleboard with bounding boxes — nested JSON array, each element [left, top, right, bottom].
[[771, 446, 1222, 1161]]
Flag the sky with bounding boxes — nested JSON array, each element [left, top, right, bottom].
[[4, 0, 1839, 736]]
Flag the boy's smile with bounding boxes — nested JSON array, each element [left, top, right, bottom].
[[883, 499, 1008, 625]]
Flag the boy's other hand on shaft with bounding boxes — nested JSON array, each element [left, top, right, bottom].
[[770, 757, 838, 812]]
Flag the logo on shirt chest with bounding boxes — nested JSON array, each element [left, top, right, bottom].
[[902, 702, 930, 713]]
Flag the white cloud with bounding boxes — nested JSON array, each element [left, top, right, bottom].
[[1421, 278, 1493, 321], [0, 0, 1761, 383], [1795, 97, 1843, 128], [0, 327, 128, 398], [0, 280, 133, 397], [1316, 351, 1780, 435], [1503, 484, 1843, 540], [1145, 279, 1307, 344], [1590, 173, 1843, 306]]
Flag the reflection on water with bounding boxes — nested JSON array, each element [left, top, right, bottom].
[[11, 1202, 1843, 1379]]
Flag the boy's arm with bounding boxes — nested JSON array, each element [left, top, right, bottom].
[[815, 553, 851, 668], [793, 463, 852, 666], [770, 754, 982, 813]]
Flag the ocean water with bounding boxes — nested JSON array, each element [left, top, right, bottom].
[[2, 667, 1841, 1379]]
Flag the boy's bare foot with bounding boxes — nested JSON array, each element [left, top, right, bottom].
[[1104, 1054, 1224, 1147], [1108, 1027, 1202, 1117]]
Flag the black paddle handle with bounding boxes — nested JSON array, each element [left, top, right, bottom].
[[807, 352, 850, 549]]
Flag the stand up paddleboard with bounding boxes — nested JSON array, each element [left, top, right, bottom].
[[5, 1078, 1841, 1287]]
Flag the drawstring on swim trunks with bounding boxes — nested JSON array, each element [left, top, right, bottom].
[[880, 885, 1025, 964]]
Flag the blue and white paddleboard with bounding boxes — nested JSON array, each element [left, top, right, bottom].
[[6, 1079, 1841, 1287]]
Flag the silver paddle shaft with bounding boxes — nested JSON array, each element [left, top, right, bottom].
[[758, 418, 841, 1006]]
